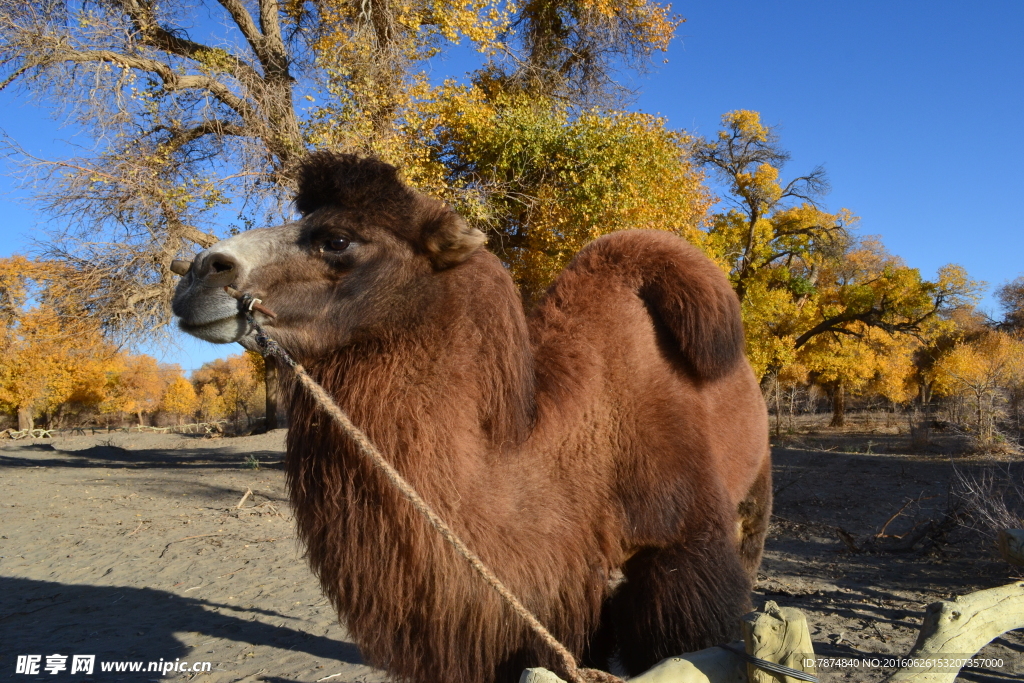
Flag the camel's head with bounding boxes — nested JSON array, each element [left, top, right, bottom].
[[171, 152, 486, 359]]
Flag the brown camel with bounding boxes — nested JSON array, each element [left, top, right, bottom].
[[171, 152, 771, 683]]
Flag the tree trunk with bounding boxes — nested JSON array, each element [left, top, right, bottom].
[[788, 386, 796, 432], [17, 405, 33, 431], [265, 355, 279, 431], [830, 382, 846, 427], [975, 389, 988, 442], [773, 376, 782, 438]]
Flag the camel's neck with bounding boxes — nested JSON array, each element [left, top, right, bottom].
[[291, 250, 535, 464]]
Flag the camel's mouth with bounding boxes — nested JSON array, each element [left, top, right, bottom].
[[172, 262, 254, 343], [177, 313, 251, 344], [172, 282, 245, 338]]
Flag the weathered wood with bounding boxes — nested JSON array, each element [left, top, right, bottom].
[[519, 647, 745, 683], [996, 529, 1024, 566], [520, 669, 571, 683], [741, 602, 816, 683], [883, 581, 1024, 683], [626, 645, 746, 683]]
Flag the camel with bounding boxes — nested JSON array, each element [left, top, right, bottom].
[[171, 152, 772, 683]]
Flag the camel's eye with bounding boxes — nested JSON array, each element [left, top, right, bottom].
[[323, 237, 351, 253]]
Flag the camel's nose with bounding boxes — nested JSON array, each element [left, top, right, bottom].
[[193, 251, 241, 287]]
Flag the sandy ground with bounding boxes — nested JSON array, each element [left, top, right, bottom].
[[1, 427, 1022, 682]]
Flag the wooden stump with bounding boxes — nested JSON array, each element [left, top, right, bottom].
[[741, 602, 817, 683]]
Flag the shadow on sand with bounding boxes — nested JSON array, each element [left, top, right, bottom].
[[0, 576, 364, 680], [0, 441, 284, 472]]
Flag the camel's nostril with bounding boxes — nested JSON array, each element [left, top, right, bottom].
[[196, 252, 241, 287]]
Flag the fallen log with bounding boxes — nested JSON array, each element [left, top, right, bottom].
[[882, 581, 1024, 683]]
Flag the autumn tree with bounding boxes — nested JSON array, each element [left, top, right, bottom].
[[692, 112, 980, 401], [192, 352, 265, 428], [306, 0, 682, 163], [932, 331, 1024, 445], [308, 0, 704, 302], [160, 375, 199, 425], [691, 110, 850, 377], [101, 354, 179, 426], [991, 280, 1024, 427], [410, 89, 711, 300], [1, 0, 686, 324], [0, 256, 117, 430], [692, 110, 845, 302], [0, 0, 314, 337], [793, 238, 978, 424], [196, 383, 228, 422], [1, 0, 322, 424], [792, 241, 975, 349], [995, 276, 1024, 331], [798, 322, 920, 427]]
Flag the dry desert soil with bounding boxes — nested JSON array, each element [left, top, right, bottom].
[[1, 424, 1022, 683]]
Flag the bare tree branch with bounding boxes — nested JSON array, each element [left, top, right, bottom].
[[214, 0, 267, 60], [53, 47, 261, 123], [116, 0, 264, 84]]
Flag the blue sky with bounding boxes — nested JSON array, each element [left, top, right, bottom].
[[639, 1, 1024, 308], [2, 0, 1022, 372]]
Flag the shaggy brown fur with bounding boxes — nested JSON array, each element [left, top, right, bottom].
[[173, 152, 771, 683]]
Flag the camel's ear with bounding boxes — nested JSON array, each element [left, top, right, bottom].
[[420, 204, 487, 269]]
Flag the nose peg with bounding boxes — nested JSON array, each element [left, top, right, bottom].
[[170, 259, 192, 276]]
